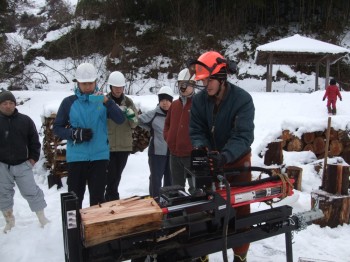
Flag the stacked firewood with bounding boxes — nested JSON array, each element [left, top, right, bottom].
[[278, 128, 350, 161], [42, 114, 68, 182], [132, 125, 150, 153]]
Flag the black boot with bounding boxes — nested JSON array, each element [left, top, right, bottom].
[[327, 106, 332, 114], [332, 108, 336, 115], [233, 253, 247, 262]]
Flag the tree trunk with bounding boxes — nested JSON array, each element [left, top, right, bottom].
[[321, 164, 349, 195], [303, 143, 314, 153], [286, 166, 303, 191], [329, 140, 343, 156], [287, 137, 303, 152], [264, 140, 283, 165], [313, 136, 325, 155], [302, 132, 315, 144], [311, 190, 350, 228]]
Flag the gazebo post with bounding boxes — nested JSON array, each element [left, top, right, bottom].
[[266, 54, 273, 92], [315, 62, 319, 91], [325, 58, 330, 90]]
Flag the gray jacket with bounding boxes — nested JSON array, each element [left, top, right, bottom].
[[138, 105, 168, 156]]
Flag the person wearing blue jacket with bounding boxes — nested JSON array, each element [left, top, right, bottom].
[[189, 51, 255, 262], [53, 63, 125, 208]]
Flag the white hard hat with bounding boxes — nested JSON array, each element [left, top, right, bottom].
[[158, 85, 174, 97], [178, 68, 195, 82], [107, 71, 126, 87], [75, 63, 97, 83]]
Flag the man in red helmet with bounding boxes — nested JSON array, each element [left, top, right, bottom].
[[189, 51, 255, 262]]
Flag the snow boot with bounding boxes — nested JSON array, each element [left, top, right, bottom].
[[233, 253, 247, 262], [332, 108, 336, 115], [327, 106, 332, 114], [2, 209, 15, 233], [36, 210, 50, 227]]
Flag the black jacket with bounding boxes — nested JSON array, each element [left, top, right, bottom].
[[0, 109, 41, 165]]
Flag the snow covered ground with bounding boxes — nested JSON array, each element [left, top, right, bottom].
[[0, 88, 349, 262], [1, 1, 350, 261]]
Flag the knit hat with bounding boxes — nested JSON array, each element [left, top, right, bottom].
[[158, 93, 173, 103], [0, 91, 16, 104], [330, 79, 336, 85]]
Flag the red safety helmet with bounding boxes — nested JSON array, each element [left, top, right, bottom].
[[194, 51, 227, 81]]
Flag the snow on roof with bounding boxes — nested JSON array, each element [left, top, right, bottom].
[[256, 34, 350, 54]]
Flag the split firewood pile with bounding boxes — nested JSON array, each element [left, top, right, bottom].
[[132, 125, 150, 153], [265, 128, 350, 163], [41, 114, 68, 180]]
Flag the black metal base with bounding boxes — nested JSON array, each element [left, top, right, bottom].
[[61, 192, 299, 262]]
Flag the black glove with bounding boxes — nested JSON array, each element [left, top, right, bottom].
[[71, 128, 93, 143], [340, 98, 342, 101], [207, 151, 227, 169], [322, 98, 325, 101]]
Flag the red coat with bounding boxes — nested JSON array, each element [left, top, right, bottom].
[[323, 85, 342, 101], [164, 97, 193, 157]]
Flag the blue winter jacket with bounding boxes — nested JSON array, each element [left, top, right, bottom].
[[53, 88, 125, 162], [190, 82, 255, 163]]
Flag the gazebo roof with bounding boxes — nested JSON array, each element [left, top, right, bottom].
[[255, 34, 350, 65]]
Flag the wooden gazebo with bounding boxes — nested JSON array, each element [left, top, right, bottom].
[[255, 34, 350, 92]]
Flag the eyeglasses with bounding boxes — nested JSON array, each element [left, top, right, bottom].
[[177, 81, 196, 90]]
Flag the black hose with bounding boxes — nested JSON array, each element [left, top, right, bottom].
[[217, 175, 230, 262]]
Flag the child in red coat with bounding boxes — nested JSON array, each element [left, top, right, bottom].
[[323, 79, 342, 115]]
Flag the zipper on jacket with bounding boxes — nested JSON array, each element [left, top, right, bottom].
[[211, 102, 222, 151]]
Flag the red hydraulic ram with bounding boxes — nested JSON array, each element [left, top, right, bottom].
[[216, 178, 295, 207]]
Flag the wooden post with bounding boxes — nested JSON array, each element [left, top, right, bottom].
[[321, 117, 331, 189], [264, 140, 283, 166], [286, 166, 303, 191], [315, 62, 319, 91]]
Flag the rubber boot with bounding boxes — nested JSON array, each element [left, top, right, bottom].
[[327, 106, 332, 114], [233, 253, 247, 262], [36, 210, 50, 227], [2, 209, 15, 233], [332, 108, 336, 115]]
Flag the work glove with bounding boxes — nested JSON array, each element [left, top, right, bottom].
[[207, 151, 227, 169], [322, 98, 325, 101], [71, 128, 93, 143], [124, 107, 137, 122]]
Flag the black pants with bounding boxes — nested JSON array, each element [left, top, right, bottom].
[[148, 154, 172, 198], [67, 160, 108, 209], [105, 152, 129, 201]]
